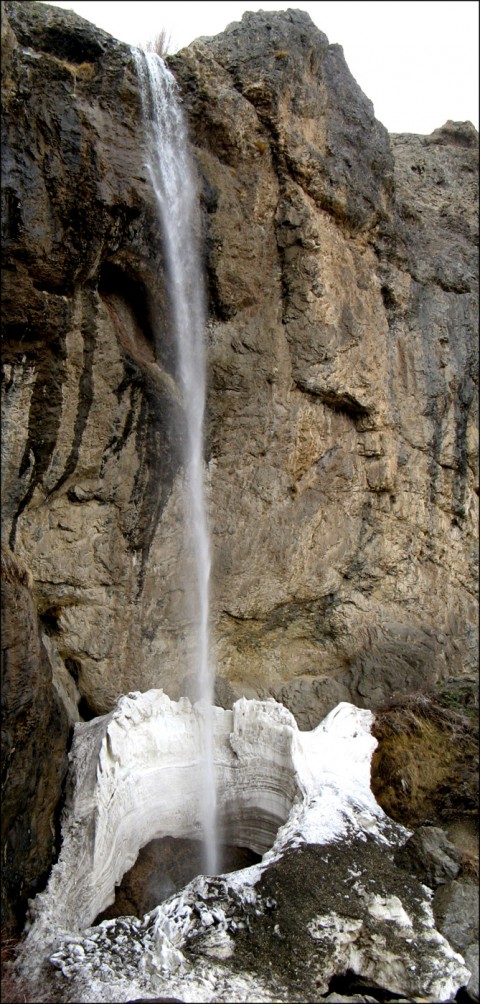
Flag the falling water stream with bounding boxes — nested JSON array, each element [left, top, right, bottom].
[[133, 49, 218, 876]]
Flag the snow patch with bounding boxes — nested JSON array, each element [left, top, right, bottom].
[[20, 695, 470, 1002]]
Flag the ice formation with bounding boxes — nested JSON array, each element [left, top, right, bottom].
[[21, 694, 470, 1003]]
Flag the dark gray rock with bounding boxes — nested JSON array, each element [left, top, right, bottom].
[[464, 942, 480, 1001], [1, 544, 69, 930], [433, 877, 479, 952], [433, 876, 479, 1000], [395, 824, 462, 887], [189, 8, 395, 234]]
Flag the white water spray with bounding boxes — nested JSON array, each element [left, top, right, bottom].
[[133, 49, 218, 876]]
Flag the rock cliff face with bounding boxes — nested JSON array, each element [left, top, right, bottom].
[[1, 545, 69, 929], [171, 14, 478, 723], [1, 0, 478, 928]]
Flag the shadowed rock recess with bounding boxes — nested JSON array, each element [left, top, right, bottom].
[[1, 0, 478, 969]]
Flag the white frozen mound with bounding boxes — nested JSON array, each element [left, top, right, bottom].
[[22, 694, 470, 1003], [25, 695, 380, 940]]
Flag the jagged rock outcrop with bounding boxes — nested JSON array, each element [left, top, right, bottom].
[[1, 0, 478, 946], [394, 825, 462, 887]]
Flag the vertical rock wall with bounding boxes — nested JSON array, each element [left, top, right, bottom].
[[1, 0, 191, 722], [169, 11, 478, 725], [1, 544, 69, 928]]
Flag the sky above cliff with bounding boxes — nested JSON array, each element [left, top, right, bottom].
[[40, 1, 478, 135]]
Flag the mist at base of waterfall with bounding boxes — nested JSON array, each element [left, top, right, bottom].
[[94, 836, 261, 925]]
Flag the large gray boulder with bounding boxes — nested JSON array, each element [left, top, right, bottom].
[[395, 825, 462, 887], [434, 877, 479, 1002]]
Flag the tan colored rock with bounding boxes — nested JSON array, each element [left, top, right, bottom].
[[1, 2, 478, 742], [170, 12, 478, 722]]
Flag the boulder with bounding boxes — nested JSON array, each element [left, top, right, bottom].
[[464, 943, 480, 1002], [433, 876, 479, 953], [434, 877, 479, 1001], [394, 825, 462, 887]]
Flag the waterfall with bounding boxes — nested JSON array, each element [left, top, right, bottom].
[[132, 49, 218, 876]]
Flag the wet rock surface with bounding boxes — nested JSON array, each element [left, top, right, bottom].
[[1, 545, 69, 930], [2, 0, 187, 723]]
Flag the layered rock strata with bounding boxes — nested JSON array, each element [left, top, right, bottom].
[[21, 696, 469, 1003]]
